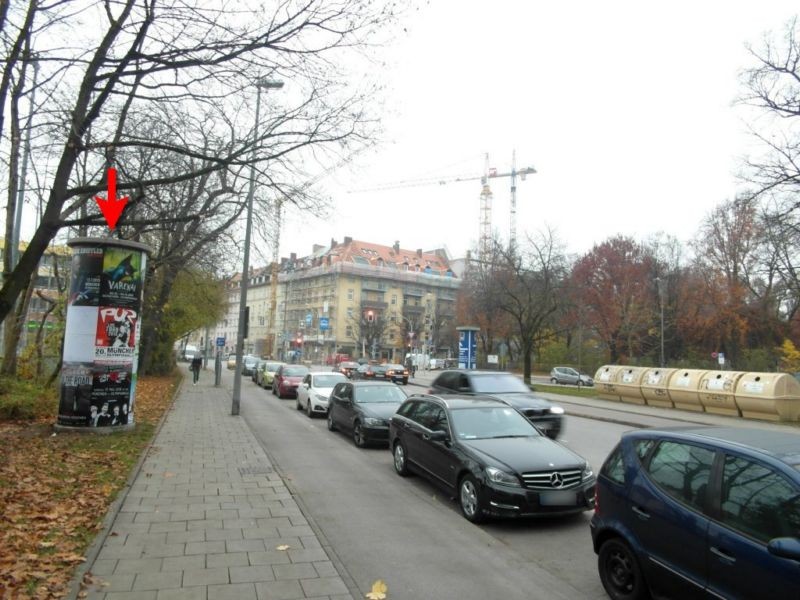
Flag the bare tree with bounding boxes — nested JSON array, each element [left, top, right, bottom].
[[0, 0, 400, 369]]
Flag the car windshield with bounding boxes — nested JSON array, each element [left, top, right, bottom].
[[265, 362, 283, 371], [450, 406, 540, 440], [355, 385, 406, 403], [385, 364, 405, 370], [371, 365, 388, 373], [340, 362, 358, 368], [283, 367, 309, 376], [470, 374, 531, 394], [244, 356, 257, 365], [313, 374, 345, 387]]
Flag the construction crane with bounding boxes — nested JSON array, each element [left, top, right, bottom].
[[348, 152, 536, 257]]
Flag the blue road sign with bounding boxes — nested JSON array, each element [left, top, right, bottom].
[[319, 317, 329, 331], [216, 337, 225, 347], [305, 313, 313, 326]]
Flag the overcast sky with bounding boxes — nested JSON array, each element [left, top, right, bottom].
[[276, 0, 798, 263]]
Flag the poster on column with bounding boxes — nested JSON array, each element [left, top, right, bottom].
[[90, 363, 133, 426], [100, 248, 143, 308], [68, 246, 103, 307], [57, 362, 94, 426], [95, 306, 138, 362]]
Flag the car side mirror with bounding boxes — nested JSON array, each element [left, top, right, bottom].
[[425, 430, 449, 443], [768, 537, 800, 561]]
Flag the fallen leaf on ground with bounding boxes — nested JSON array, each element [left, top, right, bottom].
[[366, 579, 388, 600]]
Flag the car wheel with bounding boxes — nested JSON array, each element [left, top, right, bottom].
[[272, 384, 277, 396], [403, 379, 408, 385], [327, 410, 337, 431], [459, 474, 486, 523], [577, 380, 584, 387], [306, 401, 313, 418], [352, 421, 366, 448], [393, 441, 410, 476], [598, 538, 649, 600], [295, 396, 303, 410], [550, 377, 558, 384]]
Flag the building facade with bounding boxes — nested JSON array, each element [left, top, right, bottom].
[[216, 237, 462, 363]]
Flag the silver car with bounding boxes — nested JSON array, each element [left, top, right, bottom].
[[550, 366, 594, 387]]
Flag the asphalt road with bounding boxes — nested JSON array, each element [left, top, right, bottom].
[[232, 369, 655, 600]]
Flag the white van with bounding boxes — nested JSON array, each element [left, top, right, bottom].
[[181, 344, 199, 361]]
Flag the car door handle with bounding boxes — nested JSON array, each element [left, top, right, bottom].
[[631, 506, 650, 520], [710, 546, 736, 564]]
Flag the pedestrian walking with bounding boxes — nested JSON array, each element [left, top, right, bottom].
[[190, 353, 202, 385]]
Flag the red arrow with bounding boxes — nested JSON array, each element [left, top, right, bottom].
[[94, 167, 129, 230]]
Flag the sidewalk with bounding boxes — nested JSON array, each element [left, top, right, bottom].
[[77, 370, 353, 600]]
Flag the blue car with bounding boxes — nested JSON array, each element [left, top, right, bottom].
[[590, 426, 800, 600]]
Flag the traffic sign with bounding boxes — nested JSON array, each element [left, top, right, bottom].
[[305, 313, 313, 326], [215, 337, 225, 347], [319, 317, 329, 331]]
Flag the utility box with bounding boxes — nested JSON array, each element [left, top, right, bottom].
[[735, 372, 800, 422], [699, 371, 745, 417], [594, 365, 622, 402], [613, 367, 647, 405], [640, 368, 677, 408], [668, 369, 708, 412]]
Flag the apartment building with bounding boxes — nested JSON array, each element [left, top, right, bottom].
[[217, 237, 461, 363]]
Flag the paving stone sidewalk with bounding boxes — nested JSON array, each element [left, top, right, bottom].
[[80, 375, 353, 600]]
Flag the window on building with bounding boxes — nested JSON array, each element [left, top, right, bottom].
[[348, 288, 354, 300], [347, 308, 353, 318], [391, 294, 397, 305], [346, 326, 353, 338]]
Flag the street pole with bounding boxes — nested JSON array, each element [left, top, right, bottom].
[[656, 277, 665, 368], [232, 78, 283, 416]]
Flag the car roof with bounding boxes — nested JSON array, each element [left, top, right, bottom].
[[350, 381, 397, 387], [625, 426, 800, 465], [438, 369, 515, 376], [405, 393, 507, 410]]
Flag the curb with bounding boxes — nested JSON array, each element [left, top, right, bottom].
[[244, 417, 360, 600], [64, 372, 185, 600]]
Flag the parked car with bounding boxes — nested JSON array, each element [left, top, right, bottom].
[[334, 361, 360, 379], [429, 370, 565, 439], [226, 354, 238, 370], [382, 363, 409, 385], [256, 361, 285, 388], [271, 364, 310, 399], [327, 381, 408, 447], [390, 394, 595, 523], [352, 363, 388, 381], [550, 366, 594, 387], [181, 344, 198, 362], [251, 359, 267, 383], [241, 355, 259, 376], [591, 426, 800, 600], [295, 372, 348, 417]]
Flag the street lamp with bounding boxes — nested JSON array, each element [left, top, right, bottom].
[[655, 277, 665, 368], [232, 77, 284, 416]]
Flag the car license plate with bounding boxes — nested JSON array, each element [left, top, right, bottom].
[[539, 491, 576, 506]]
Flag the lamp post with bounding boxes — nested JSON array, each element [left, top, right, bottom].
[[232, 78, 283, 416], [655, 277, 665, 368]]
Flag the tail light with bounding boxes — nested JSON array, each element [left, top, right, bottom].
[[593, 483, 599, 514]]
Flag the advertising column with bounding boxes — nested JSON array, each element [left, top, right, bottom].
[[457, 326, 479, 370], [56, 238, 151, 431]]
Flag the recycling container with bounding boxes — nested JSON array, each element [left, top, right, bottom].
[[735, 372, 800, 422], [594, 365, 622, 402], [667, 369, 708, 412], [613, 366, 647, 405], [698, 370, 745, 417], [640, 368, 677, 408]]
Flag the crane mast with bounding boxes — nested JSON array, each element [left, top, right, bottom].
[[348, 153, 536, 259]]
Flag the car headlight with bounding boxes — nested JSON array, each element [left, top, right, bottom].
[[549, 405, 565, 415], [363, 417, 384, 426], [582, 462, 594, 480], [313, 393, 328, 402], [485, 466, 521, 487]]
